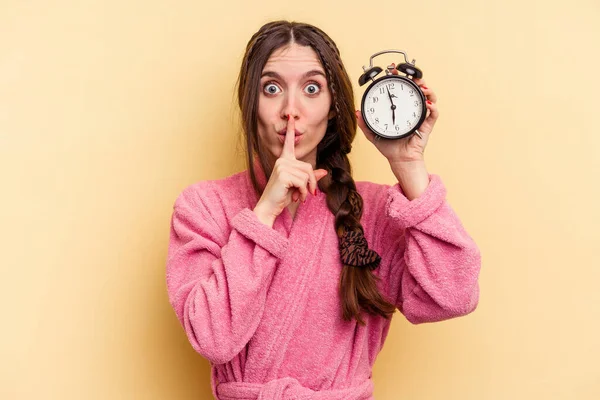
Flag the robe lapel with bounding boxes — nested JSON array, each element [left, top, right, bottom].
[[244, 159, 334, 381]]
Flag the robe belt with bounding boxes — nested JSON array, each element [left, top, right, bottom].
[[216, 376, 374, 400]]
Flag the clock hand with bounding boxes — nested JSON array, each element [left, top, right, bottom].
[[386, 87, 394, 106], [387, 87, 396, 126]]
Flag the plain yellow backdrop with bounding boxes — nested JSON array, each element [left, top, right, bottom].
[[1, 0, 598, 399]]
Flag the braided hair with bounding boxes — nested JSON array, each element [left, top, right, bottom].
[[236, 20, 395, 325]]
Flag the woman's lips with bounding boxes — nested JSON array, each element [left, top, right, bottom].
[[278, 128, 302, 136], [277, 133, 303, 145]]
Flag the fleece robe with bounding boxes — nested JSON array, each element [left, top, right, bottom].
[[166, 160, 481, 399]]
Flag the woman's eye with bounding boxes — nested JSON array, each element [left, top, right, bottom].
[[305, 83, 321, 95], [264, 83, 281, 95]]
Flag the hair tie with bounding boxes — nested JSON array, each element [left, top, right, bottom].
[[339, 230, 381, 270]]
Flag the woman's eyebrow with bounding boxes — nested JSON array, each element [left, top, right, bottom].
[[261, 70, 327, 80]]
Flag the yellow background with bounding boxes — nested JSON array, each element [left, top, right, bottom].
[[1, 0, 598, 398]]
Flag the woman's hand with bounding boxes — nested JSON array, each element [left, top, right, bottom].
[[356, 64, 439, 163], [253, 115, 328, 226]]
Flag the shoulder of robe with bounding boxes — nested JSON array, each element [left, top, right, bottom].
[[355, 180, 391, 208], [173, 170, 251, 229]]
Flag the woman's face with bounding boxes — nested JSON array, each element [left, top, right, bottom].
[[257, 43, 333, 166]]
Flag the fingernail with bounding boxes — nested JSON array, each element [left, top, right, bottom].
[[422, 86, 428, 89], [427, 100, 432, 104]]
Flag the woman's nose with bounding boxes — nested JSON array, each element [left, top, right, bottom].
[[281, 92, 300, 120]]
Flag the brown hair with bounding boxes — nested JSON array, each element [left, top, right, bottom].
[[236, 20, 395, 325]]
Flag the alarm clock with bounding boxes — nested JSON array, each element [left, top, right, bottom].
[[359, 50, 427, 140]]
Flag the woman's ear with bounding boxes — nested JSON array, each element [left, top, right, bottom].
[[328, 109, 336, 120]]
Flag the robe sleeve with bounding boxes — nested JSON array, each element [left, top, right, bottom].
[[166, 184, 289, 364], [374, 174, 481, 324]]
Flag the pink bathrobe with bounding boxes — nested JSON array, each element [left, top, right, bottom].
[[166, 160, 481, 399]]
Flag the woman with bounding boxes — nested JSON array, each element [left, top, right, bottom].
[[166, 20, 481, 399]]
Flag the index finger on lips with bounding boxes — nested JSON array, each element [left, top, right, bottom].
[[281, 114, 296, 159]]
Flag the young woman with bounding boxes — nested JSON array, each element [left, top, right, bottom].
[[166, 20, 481, 400]]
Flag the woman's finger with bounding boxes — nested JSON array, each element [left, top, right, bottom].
[[425, 100, 439, 124], [286, 169, 310, 203], [314, 169, 328, 182], [295, 161, 323, 196], [280, 114, 296, 160], [412, 77, 426, 87], [293, 161, 317, 196], [421, 86, 437, 103]]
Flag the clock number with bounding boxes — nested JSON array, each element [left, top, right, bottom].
[[413, 112, 416, 117], [414, 101, 419, 107], [374, 117, 379, 123], [373, 96, 379, 103], [369, 108, 375, 113], [395, 125, 400, 131], [388, 83, 395, 90], [384, 124, 388, 130], [409, 89, 414, 97], [379, 87, 386, 94], [406, 120, 411, 126]]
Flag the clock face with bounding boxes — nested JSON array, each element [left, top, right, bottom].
[[361, 76, 426, 139]]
